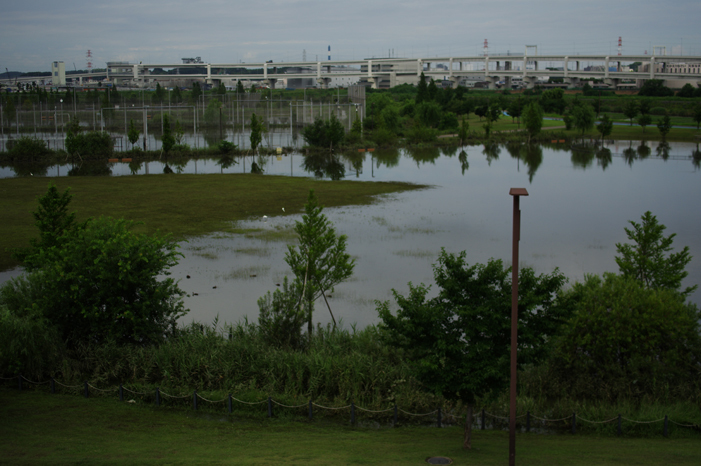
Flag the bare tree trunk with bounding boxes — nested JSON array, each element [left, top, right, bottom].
[[463, 404, 473, 450]]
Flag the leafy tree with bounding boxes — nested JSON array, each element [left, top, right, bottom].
[[571, 103, 595, 136], [458, 117, 469, 145], [415, 101, 442, 128], [236, 80, 245, 94], [474, 104, 488, 122], [615, 211, 696, 297], [596, 114, 613, 143], [154, 83, 166, 103], [507, 97, 523, 127], [250, 84, 257, 93], [427, 78, 438, 101], [637, 113, 652, 133], [676, 83, 696, 98], [623, 100, 639, 126], [249, 113, 264, 153], [3, 217, 186, 346], [285, 190, 355, 336], [522, 101, 543, 143], [172, 86, 182, 103], [656, 113, 672, 139], [638, 98, 651, 115], [204, 98, 222, 125], [693, 104, 701, 130], [13, 183, 78, 265], [545, 273, 701, 401], [161, 114, 175, 154], [3, 95, 16, 126], [416, 72, 428, 104], [127, 119, 140, 149], [377, 250, 570, 449], [302, 117, 345, 150], [638, 79, 673, 97], [192, 82, 202, 103], [216, 82, 227, 96], [174, 119, 185, 144]]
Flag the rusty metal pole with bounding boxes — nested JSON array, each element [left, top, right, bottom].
[[509, 188, 528, 466]]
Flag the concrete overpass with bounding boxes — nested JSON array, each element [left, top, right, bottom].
[[4, 53, 701, 90]]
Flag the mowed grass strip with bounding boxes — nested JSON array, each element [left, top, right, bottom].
[[0, 174, 424, 271], [1, 388, 700, 465]]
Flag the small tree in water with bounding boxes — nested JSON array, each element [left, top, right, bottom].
[[285, 190, 355, 337]]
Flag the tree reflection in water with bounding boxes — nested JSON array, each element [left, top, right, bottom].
[[302, 153, 345, 180], [596, 147, 612, 171]]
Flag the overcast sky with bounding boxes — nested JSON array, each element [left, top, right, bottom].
[[2, 0, 700, 72]]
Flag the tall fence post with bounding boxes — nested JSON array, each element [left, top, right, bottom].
[[481, 409, 485, 430], [84, 381, 89, 398], [526, 411, 530, 433], [267, 396, 272, 418], [193, 391, 198, 411], [155, 387, 160, 406], [50, 378, 55, 394], [571, 412, 576, 434], [664, 415, 668, 437], [119, 384, 124, 402], [308, 400, 313, 420], [617, 414, 622, 436], [351, 402, 356, 425], [393, 403, 398, 427], [437, 407, 442, 428]]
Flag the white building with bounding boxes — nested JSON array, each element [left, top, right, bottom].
[[51, 61, 66, 86]]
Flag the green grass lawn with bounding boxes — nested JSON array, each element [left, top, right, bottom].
[[2, 387, 700, 465], [0, 174, 424, 271]]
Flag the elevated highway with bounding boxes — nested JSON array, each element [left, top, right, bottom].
[[4, 54, 701, 90]]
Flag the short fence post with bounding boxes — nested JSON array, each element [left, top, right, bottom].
[[155, 387, 160, 406], [393, 403, 398, 427], [617, 414, 622, 436], [308, 400, 313, 420], [571, 412, 576, 434], [437, 407, 442, 428], [119, 384, 124, 402], [50, 378, 55, 394], [481, 409, 485, 430], [526, 411, 530, 432], [228, 394, 233, 414], [664, 415, 668, 437], [18, 375, 22, 391], [351, 402, 356, 425], [84, 381, 89, 398], [193, 391, 198, 411], [267, 396, 272, 418]]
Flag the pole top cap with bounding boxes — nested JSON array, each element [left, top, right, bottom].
[[509, 188, 529, 196]]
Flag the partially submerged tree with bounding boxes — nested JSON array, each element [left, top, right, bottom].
[[127, 119, 140, 150], [377, 250, 570, 449], [249, 113, 264, 153], [522, 102, 543, 143], [285, 190, 355, 337], [596, 114, 613, 143]]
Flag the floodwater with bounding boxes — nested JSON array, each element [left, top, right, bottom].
[[1, 140, 700, 328]]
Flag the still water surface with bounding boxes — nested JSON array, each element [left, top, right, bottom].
[[2, 140, 700, 327]]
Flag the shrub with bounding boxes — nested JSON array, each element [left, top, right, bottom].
[[7, 136, 52, 159]]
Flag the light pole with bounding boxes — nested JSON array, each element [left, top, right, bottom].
[[509, 187, 528, 466]]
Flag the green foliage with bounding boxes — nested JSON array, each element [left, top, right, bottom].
[[623, 100, 639, 126], [522, 101, 544, 143], [171, 86, 182, 103], [4, 216, 187, 346], [236, 80, 245, 94], [637, 113, 652, 133], [416, 72, 428, 104], [302, 116, 345, 150], [218, 140, 236, 154], [615, 211, 696, 296], [638, 79, 674, 97], [127, 119, 140, 148], [405, 123, 437, 144], [458, 118, 469, 145], [571, 103, 596, 136], [596, 114, 613, 141], [546, 273, 701, 401], [65, 130, 114, 159], [539, 88, 566, 114], [258, 276, 306, 350], [249, 113, 264, 153], [204, 98, 222, 125], [427, 78, 438, 101], [191, 82, 202, 102], [3, 95, 16, 124], [377, 249, 570, 405], [415, 100, 442, 128], [285, 190, 355, 336], [7, 136, 51, 159], [0, 303, 64, 379], [161, 114, 175, 154], [676, 83, 696, 98], [656, 113, 672, 139], [154, 83, 166, 103]]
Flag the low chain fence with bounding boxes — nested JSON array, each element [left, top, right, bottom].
[[3, 374, 699, 436]]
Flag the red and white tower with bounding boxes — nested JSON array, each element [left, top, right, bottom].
[[86, 50, 93, 73], [617, 37, 622, 56], [483, 39, 489, 57]]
